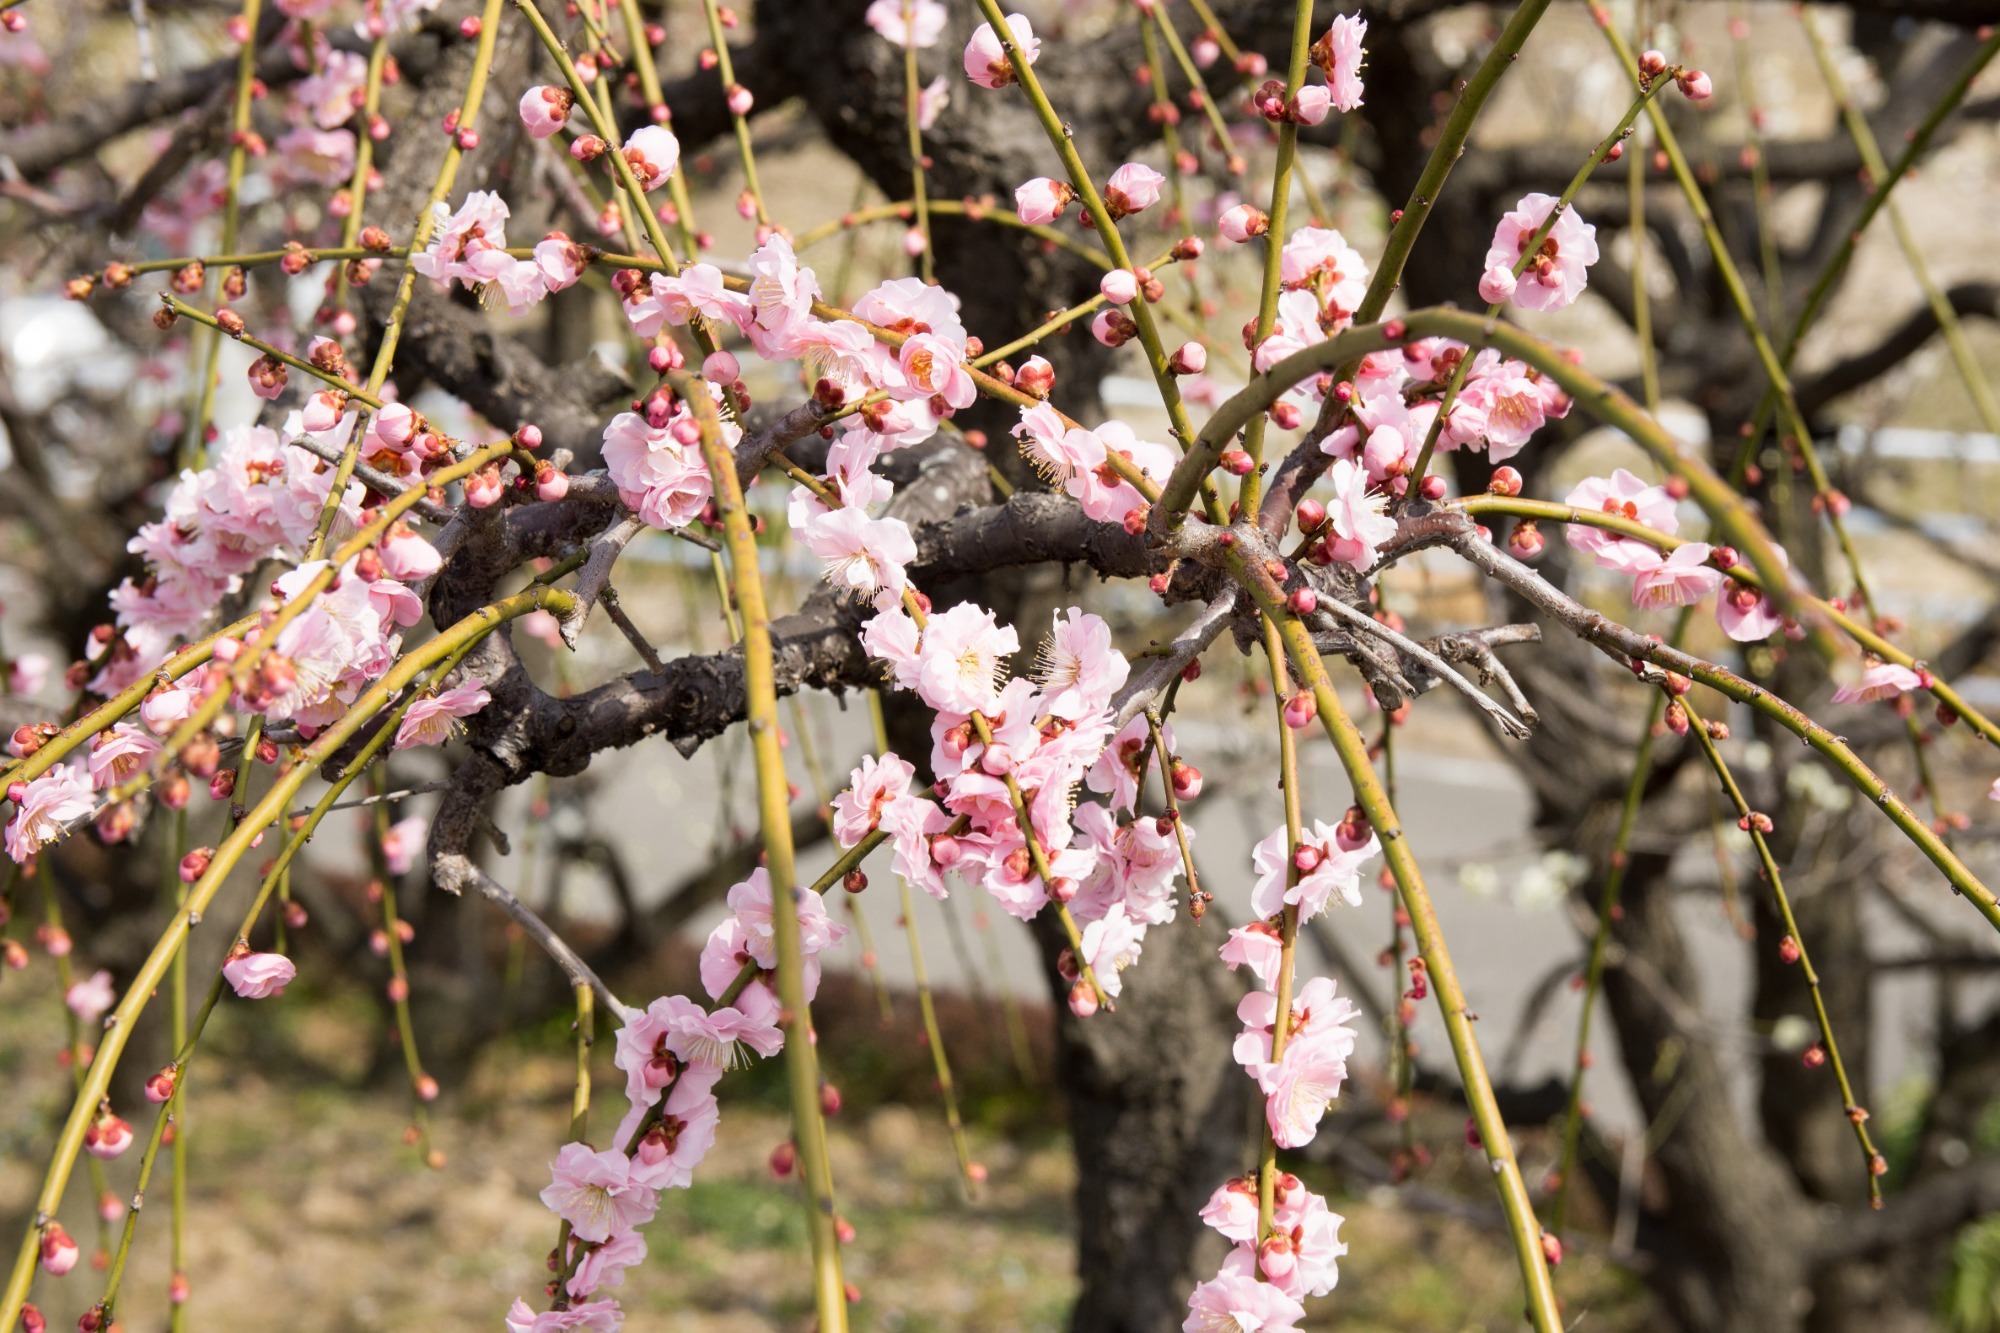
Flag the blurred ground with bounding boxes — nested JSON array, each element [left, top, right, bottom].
[[0, 984, 1650, 1331]]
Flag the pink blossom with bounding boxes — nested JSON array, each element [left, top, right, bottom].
[[6, 765, 93, 862], [1217, 203, 1270, 244], [744, 233, 820, 345], [1630, 543, 1722, 609], [8, 652, 47, 696], [1324, 456, 1397, 571], [701, 868, 848, 1001], [1279, 227, 1369, 318], [1254, 288, 1333, 374], [39, 1224, 79, 1277], [802, 507, 917, 609], [534, 232, 590, 293], [381, 815, 428, 876], [463, 249, 549, 315], [1249, 820, 1379, 921], [1242, 1018, 1357, 1145], [1717, 580, 1785, 643], [379, 530, 442, 582], [1014, 402, 1102, 486], [504, 1298, 624, 1333], [412, 190, 509, 289], [1185, 1258, 1306, 1332], [1563, 469, 1679, 574], [862, 606, 925, 691], [1198, 1175, 1262, 1243], [632, 264, 754, 337], [623, 1072, 720, 1191], [1270, 1186, 1348, 1298], [1078, 901, 1146, 998], [1219, 922, 1285, 990], [614, 995, 715, 1103], [88, 724, 160, 791], [540, 1143, 658, 1242], [621, 126, 680, 190], [897, 331, 976, 408], [882, 793, 953, 898], [518, 85, 573, 139], [223, 949, 296, 999], [832, 753, 916, 848], [1291, 85, 1335, 126], [562, 1228, 647, 1301], [394, 677, 490, 748], [1832, 660, 1925, 705], [602, 411, 715, 530], [1086, 715, 1164, 814], [1066, 420, 1174, 525], [295, 49, 369, 129], [1451, 351, 1548, 460], [865, 0, 946, 48], [1035, 607, 1129, 720], [1105, 162, 1165, 218], [965, 13, 1038, 89], [1015, 178, 1075, 229], [65, 970, 116, 1025], [916, 602, 1020, 715], [673, 974, 787, 1063], [917, 74, 951, 129], [1480, 192, 1599, 312], [272, 126, 356, 188], [1313, 14, 1368, 112]]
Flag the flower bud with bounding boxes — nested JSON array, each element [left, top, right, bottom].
[[1170, 760, 1202, 801], [179, 847, 214, 883], [146, 1066, 179, 1103], [1638, 49, 1668, 78], [39, 1224, 78, 1276], [535, 462, 569, 502], [1507, 520, 1544, 559], [1676, 69, 1713, 101], [1099, 268, 1139, 305], [1219, 448, 1254, 476], [84, 1111, 134, 1160], [843, 869, 868, 894], [1287, 587, 1318, 616], [1169, 342, 1206, 376], [1282, 692, 1317, 729], [769, 1139, 797, 1179], [1217, 204, 1270, 244], [1068, 980, 1100, 1018]]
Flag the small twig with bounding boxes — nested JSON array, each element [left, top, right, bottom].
[[1312, 597, 1533, 739], [284, 781, 452, 821], [432, 851, 632, 1020], [1429, 626, 1543, 727], [735, 399, 833, 484], [561, 514, 646, 648], [1110, 589, 1238, 731], [599, 587, 665, 672]]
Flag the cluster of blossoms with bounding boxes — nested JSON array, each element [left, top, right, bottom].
[[835, 602, 1200, 1013], [1556, 467, 1797, 645], [508, 872, 848, 1330], [1175, 820, 1374, 1327], [411, 187, 594, 316]]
